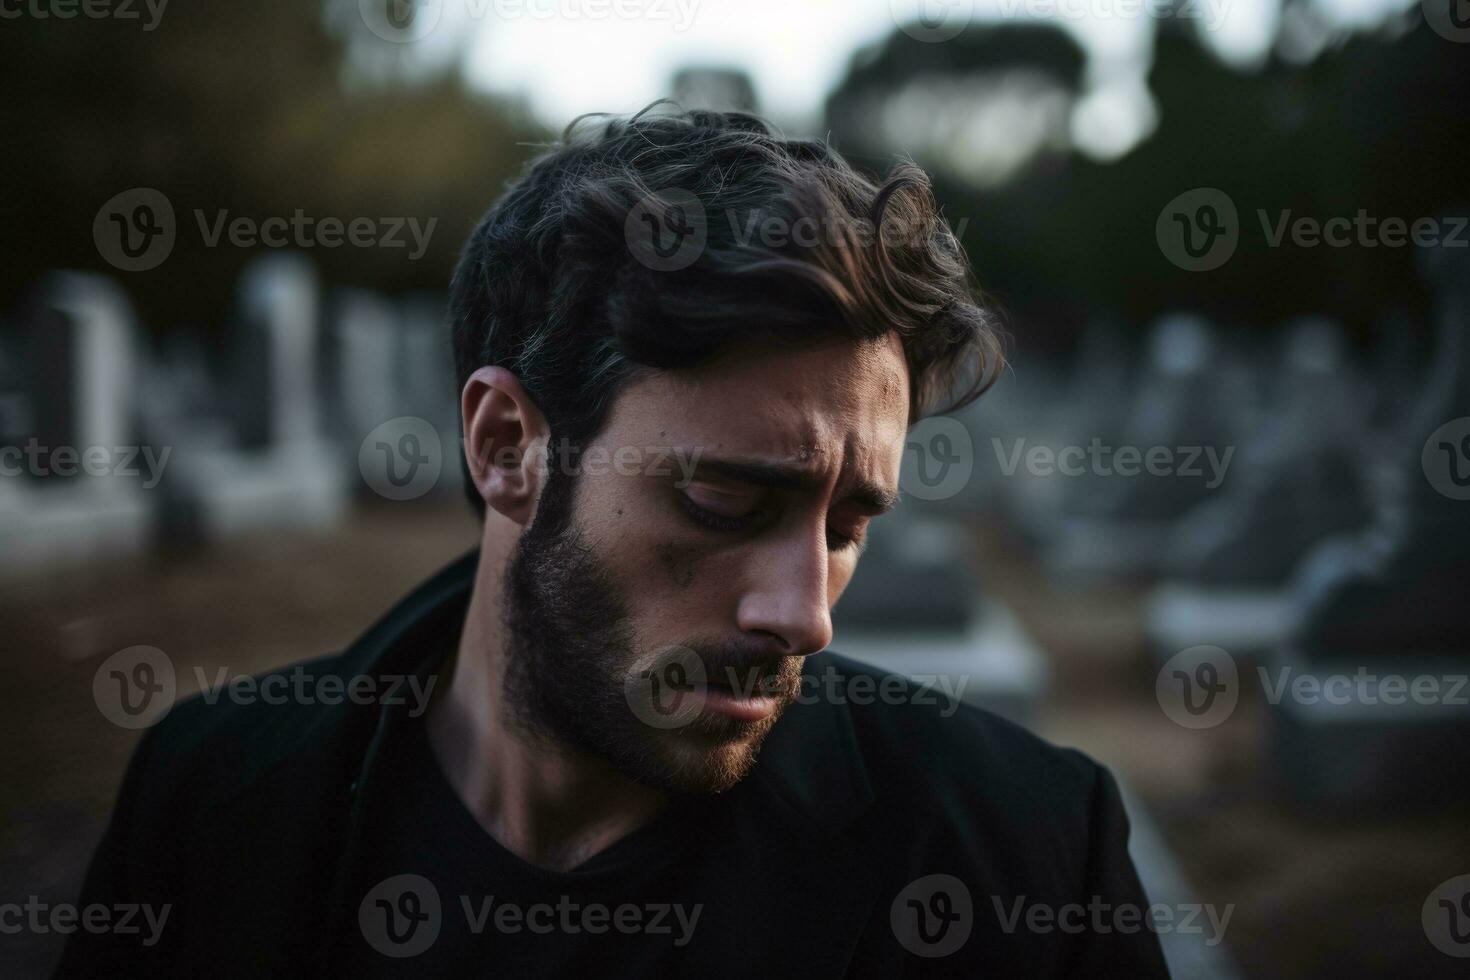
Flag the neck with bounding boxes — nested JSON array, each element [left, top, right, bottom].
[[424, 520, 670, 872]]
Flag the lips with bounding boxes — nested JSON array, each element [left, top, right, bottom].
[[700, 682, 781, 722]]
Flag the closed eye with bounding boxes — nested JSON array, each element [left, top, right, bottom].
[[679, 492, 865, 553], [678, 491, 761, 532]]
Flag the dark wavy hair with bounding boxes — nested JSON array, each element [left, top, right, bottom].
[[449, 101, 1004, 516]]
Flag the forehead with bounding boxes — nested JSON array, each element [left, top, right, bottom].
[[611, 333, 910, 463]]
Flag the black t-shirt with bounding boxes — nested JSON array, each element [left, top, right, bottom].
[[345, 714, 729, 977]]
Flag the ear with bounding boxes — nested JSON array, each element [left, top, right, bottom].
[[461, 366, 550, 526]]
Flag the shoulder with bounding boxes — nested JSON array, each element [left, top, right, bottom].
[[124, 649, 374, 811], [812, 651, 1116, 873]]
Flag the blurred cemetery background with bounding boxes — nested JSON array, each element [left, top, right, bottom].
[[3, 1, 1469, 977]]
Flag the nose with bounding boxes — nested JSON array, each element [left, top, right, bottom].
[[734, 524, 834, 657]]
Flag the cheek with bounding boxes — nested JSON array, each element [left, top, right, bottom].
[[591, 480, 724, 617], [654, 541, 701, 589]]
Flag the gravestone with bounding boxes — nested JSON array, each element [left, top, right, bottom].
[[1, 273, 154, 573], [160, 254, 347, 538], [831, 511, 1049, 724], [1146, 319, 1376, 656], [1002, 322, 1136, 543], [328, 288, 399, 454], [1045, 314, 1236, 578], [1266, 231, 1470, 809]]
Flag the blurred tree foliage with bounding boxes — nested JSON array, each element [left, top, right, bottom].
[[826, 4, 1470, 348], [0, 0, 546, 332]]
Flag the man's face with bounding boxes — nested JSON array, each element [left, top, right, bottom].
[[500, 332, 909, 795]]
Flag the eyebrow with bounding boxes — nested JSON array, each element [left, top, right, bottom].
[[688, 456, 899, 515]]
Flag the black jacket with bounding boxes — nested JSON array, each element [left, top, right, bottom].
[[57, 550, 1170, 978]]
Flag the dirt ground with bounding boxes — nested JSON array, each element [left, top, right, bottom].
[[2, 503, 1465, 977]]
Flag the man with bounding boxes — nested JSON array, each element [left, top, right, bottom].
[[59, 105, 1170, 978]]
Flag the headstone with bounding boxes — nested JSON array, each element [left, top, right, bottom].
[[1045, 314, 1236, 578], [329, 288, 399, 448], [831, 512, 1049, 724], [1, 273, 154, 574], [160, 254, 348, 538], [1266, 228, 1470, 808], [234, 253, 321, 449], [1145, 319, 1377, 656]]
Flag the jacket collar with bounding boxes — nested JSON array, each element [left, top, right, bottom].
[[307, 548, 881, 975], [330, 546, 877, 833]]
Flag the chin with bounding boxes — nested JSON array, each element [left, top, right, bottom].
[[635, 722, 775, 796]]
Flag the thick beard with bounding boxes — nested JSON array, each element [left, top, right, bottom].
[[498, 466, 800, 796]]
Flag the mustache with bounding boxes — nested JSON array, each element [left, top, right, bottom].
[[694, 651, 802, 699]]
